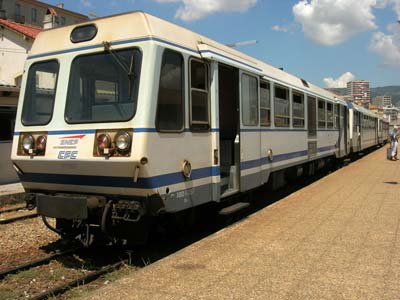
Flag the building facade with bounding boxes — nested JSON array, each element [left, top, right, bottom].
[[383, 106, 399, 125], [371, 95, 392, 108], [0, 1, 87, 86], [0, 0, 88, 28], [347, 80, 371, 107]]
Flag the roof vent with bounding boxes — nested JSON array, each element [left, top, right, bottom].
[[301, 78, 309, 88]]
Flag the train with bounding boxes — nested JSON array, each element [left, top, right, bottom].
[[11, 11, 389, 245]]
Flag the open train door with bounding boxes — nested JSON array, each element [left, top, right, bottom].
[[238, 70, 261, 192]]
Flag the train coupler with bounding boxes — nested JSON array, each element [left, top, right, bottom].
[[111, 201, 145, 222]]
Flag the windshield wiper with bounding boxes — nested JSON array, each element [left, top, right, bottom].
[[103, 41, 135, 97]]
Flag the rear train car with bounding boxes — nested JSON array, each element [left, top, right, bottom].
[[11, 12, 371, 244]]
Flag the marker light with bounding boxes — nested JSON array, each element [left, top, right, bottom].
[[115, 131, 131, 152], [97, 134, 111, 151], [70, 24, 97, 43], [36, 135, 47, 153], [22, 134, 34, 153]]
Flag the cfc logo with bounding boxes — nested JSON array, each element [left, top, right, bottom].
[[58, 150, 78, 160]]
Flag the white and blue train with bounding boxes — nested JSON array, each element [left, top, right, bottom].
[[11, 12, 389, 244]]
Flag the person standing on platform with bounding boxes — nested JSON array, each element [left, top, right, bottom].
[[391, 126, 399, 161]]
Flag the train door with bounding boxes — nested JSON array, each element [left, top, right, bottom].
[[357, 112, 362, 150], [239, 71, 261, 192], [218, 65, 240, 197], [342, 105, 348, 154], [307, 96, 317, 156]]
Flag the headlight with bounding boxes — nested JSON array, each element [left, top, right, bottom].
[[96, 133, 111, 150], [36, 135, 47, 153], [22, 134, 34, 153], [115, 131, 131, 152]]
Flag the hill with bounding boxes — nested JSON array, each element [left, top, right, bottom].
[[327, 86, 400, 106]]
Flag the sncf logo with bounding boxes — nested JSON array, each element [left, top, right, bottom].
[[59, 134, 86, 146]]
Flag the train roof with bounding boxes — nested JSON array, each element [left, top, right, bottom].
[[346, 101, 379, 118], [30, 11, 347, 104]]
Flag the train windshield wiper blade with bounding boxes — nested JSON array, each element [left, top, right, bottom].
[[103, 41, 135, 97]]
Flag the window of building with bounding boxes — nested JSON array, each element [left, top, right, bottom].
[[241, 73, 258, 126], [189, 58, 209, 130], [274, 85, 290, 127], [327, 102, 334, 128], [61, 16, 66, 25], [0, 0, 3, 10], [15, 3, 20, 16], [156, 49, 184, 132], [22, 60, 59, 126], [318, 99, 326, 128], [31, 8, 37, 23], [292, 90, 304, 128], [260, 81, 271, 127]]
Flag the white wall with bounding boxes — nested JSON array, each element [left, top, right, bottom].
[[0, 27, 31, 85]]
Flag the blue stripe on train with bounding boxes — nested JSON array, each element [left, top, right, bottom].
[[21, 166, 221, 189], [20, 146, 336, 188]]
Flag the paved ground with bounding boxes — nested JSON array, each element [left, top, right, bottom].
[[83, 147, 400, 299]]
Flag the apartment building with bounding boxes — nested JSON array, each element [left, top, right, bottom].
[[347, 80, 371, 107], [371, 95, 392, 108]]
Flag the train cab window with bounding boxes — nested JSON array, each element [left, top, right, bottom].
[[156, 50, 184, 132], [189, 59, 209, 130], [241, 73, 258, 126], [292, 91, 304, 128], [274, 85, 290, 127], [22, 60, 59, 126], [327, 102, 334, 128], [260, 80, 271, 127], [317, 99, 326, 128], [65, 48, 142, 123]]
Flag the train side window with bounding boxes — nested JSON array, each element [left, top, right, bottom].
[[260, 80, 271, 127], [241, 73, 258, 126], [327, 102, 334, 128], [292, 90, 304, 128], [274, 85, 290, 127], [156, 49, 184, 132], [189, 58, 209, 131], [317, 99, 326, 128]]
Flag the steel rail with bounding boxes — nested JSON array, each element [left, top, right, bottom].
[[0, 212, 38, 224], [0, 248, 80, 280], [30, 259, 128, 300]]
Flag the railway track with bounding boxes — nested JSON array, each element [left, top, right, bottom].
[[29, 259, 128, 300], [0, 206, 38, 225], [0, 245, 132, 300], [0, 248, 79, 280]]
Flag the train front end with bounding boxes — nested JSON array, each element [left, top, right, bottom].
[[11, 14, 160, 245]]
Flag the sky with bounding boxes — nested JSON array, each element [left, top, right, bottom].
[[44, 0, 400, 88]]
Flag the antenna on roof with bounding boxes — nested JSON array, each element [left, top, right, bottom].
[[226, 40, 257, 48], [88, 12, 99, 19]]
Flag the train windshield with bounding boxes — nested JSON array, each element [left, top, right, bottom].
[[65, 48, 142, 123], [22, 60, 59, 126]]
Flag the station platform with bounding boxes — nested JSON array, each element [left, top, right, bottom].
[[84, 146, 400, 299]]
